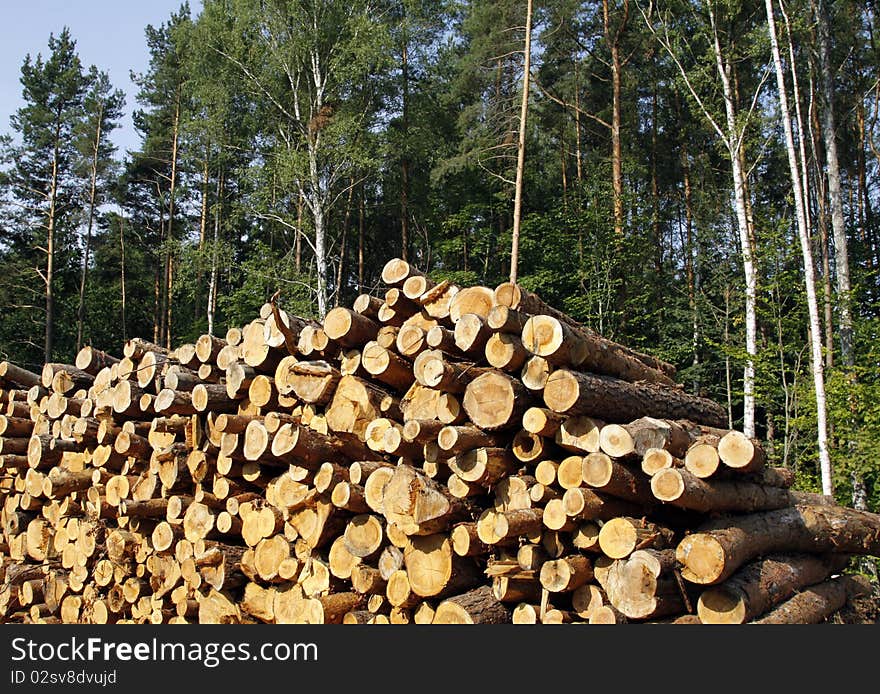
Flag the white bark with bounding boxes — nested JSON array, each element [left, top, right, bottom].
[[765, 0, 833, 496], [708, 3, 757, 438]]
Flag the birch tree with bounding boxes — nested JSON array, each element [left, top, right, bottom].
[[764, 0, 833, 495], [641, 0, 768, 437]]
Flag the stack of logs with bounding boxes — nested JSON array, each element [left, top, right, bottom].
[[1, 257, 878, 625]]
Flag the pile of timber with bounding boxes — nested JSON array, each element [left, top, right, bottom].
[[0, 257, 878, 625]]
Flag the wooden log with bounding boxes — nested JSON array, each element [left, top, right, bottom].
[[381, 257, 425, 287], [697, 553, 849, 624], [495, 282, 676, 377], [717, 430, 766, 473], [486, 305, 530, 334], [641, 448, 678, 475], [381, 465, 470, 536], [683, 435, 721, 478], [650, 467, 801, 514], [448, 447, 517, 487], [124, 338, 169, 360], [523, 315, 673, 385], [432, 585, 511, 624], [539, 555, 594, 593], [675, 504, 879, 585], [626, 417, 695, 457], [598, 549, 684, 620], [362, 341, 414, 391], [418, 280, 459, 320], [437, 424, 502, 454], [75, 346, 119, 375], [323, 307, 379, 347], [403, 534, 482, 599], [555, 415, 603, 454], [520, 356, 552, 392], [598, 517, 676, 559], [454, 313, 491, 356], [561, 487, 643, 522], [543, 369, 726, 427], [0, 362, 42, 389], [287, 361, 340, 405], [353, 293, 384, 320], [341, 514, 384, 560], [462, 371, 531, 430], [396, 324, 429, 358], [484, 332, 529, 372], [423, 325, 456, 355], [449, 286, 495, 323], [402, 274, 435, 301], [413, 350, 479, 393], [42, 363, 94, 392], [476, 508, 542, 545], [750, 575, 872, 624], [522, 407, 564, 437], [582, 452, 655, 505]]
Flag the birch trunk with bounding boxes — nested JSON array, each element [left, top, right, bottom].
[[708, 4, 757, 439], [765, 0, 832, 495]]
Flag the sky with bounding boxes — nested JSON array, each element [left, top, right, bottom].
[[0, 0, 203, 156]]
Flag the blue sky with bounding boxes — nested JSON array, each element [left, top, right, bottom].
[[0, 0, 203, 155]]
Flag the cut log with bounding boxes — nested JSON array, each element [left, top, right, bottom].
[[381, 465, 469, 536], [650, 468, 798, 514], [555, 415, 603, 454], [544, 369, 726, 427], [520, 356, 552, 392], [0, 362, 42, 389], [381, 257, 425, 287], [448, 286, 495, 323], [448, 447, 517, 487], [582, 452, 655, 506], [323, 307, 379, 347], [403, 534, 481, 599], [462, 371, 530, 430], [362, 341, 414, 391], [476, 508, 542, 545], [675, 504, 880, 585], [433, 585, 511, 624], [454, 313, 491, 355], [683, 435, 721, 478], [484, 332, 529, 372], [598, 517, 676, 559], [697, 553, 849, 624], [750, 575, 872, 624], [717, 431, 766, 473], [561, 487, 643, 522], [539, 555, 594, 592]]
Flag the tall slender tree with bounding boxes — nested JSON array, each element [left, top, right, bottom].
[[1, 28, 88, 363]]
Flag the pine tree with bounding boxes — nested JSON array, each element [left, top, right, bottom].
[[0, 28, 88, 364]]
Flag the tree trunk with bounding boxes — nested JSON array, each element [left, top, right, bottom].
[[765, 0, 833, 495], [76, 100, 104, 351], [509, 0, 533, 284], [815, 0, 852, 367], [45, 115, 62, 363]]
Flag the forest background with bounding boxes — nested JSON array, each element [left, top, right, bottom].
[[0, 0, 877, 513]]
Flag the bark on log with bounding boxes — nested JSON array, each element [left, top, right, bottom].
[[697, 553, 849, 624], [432, 585, 511, 624], [676, 504, 880, 585], [543, 369, 726, 427]]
